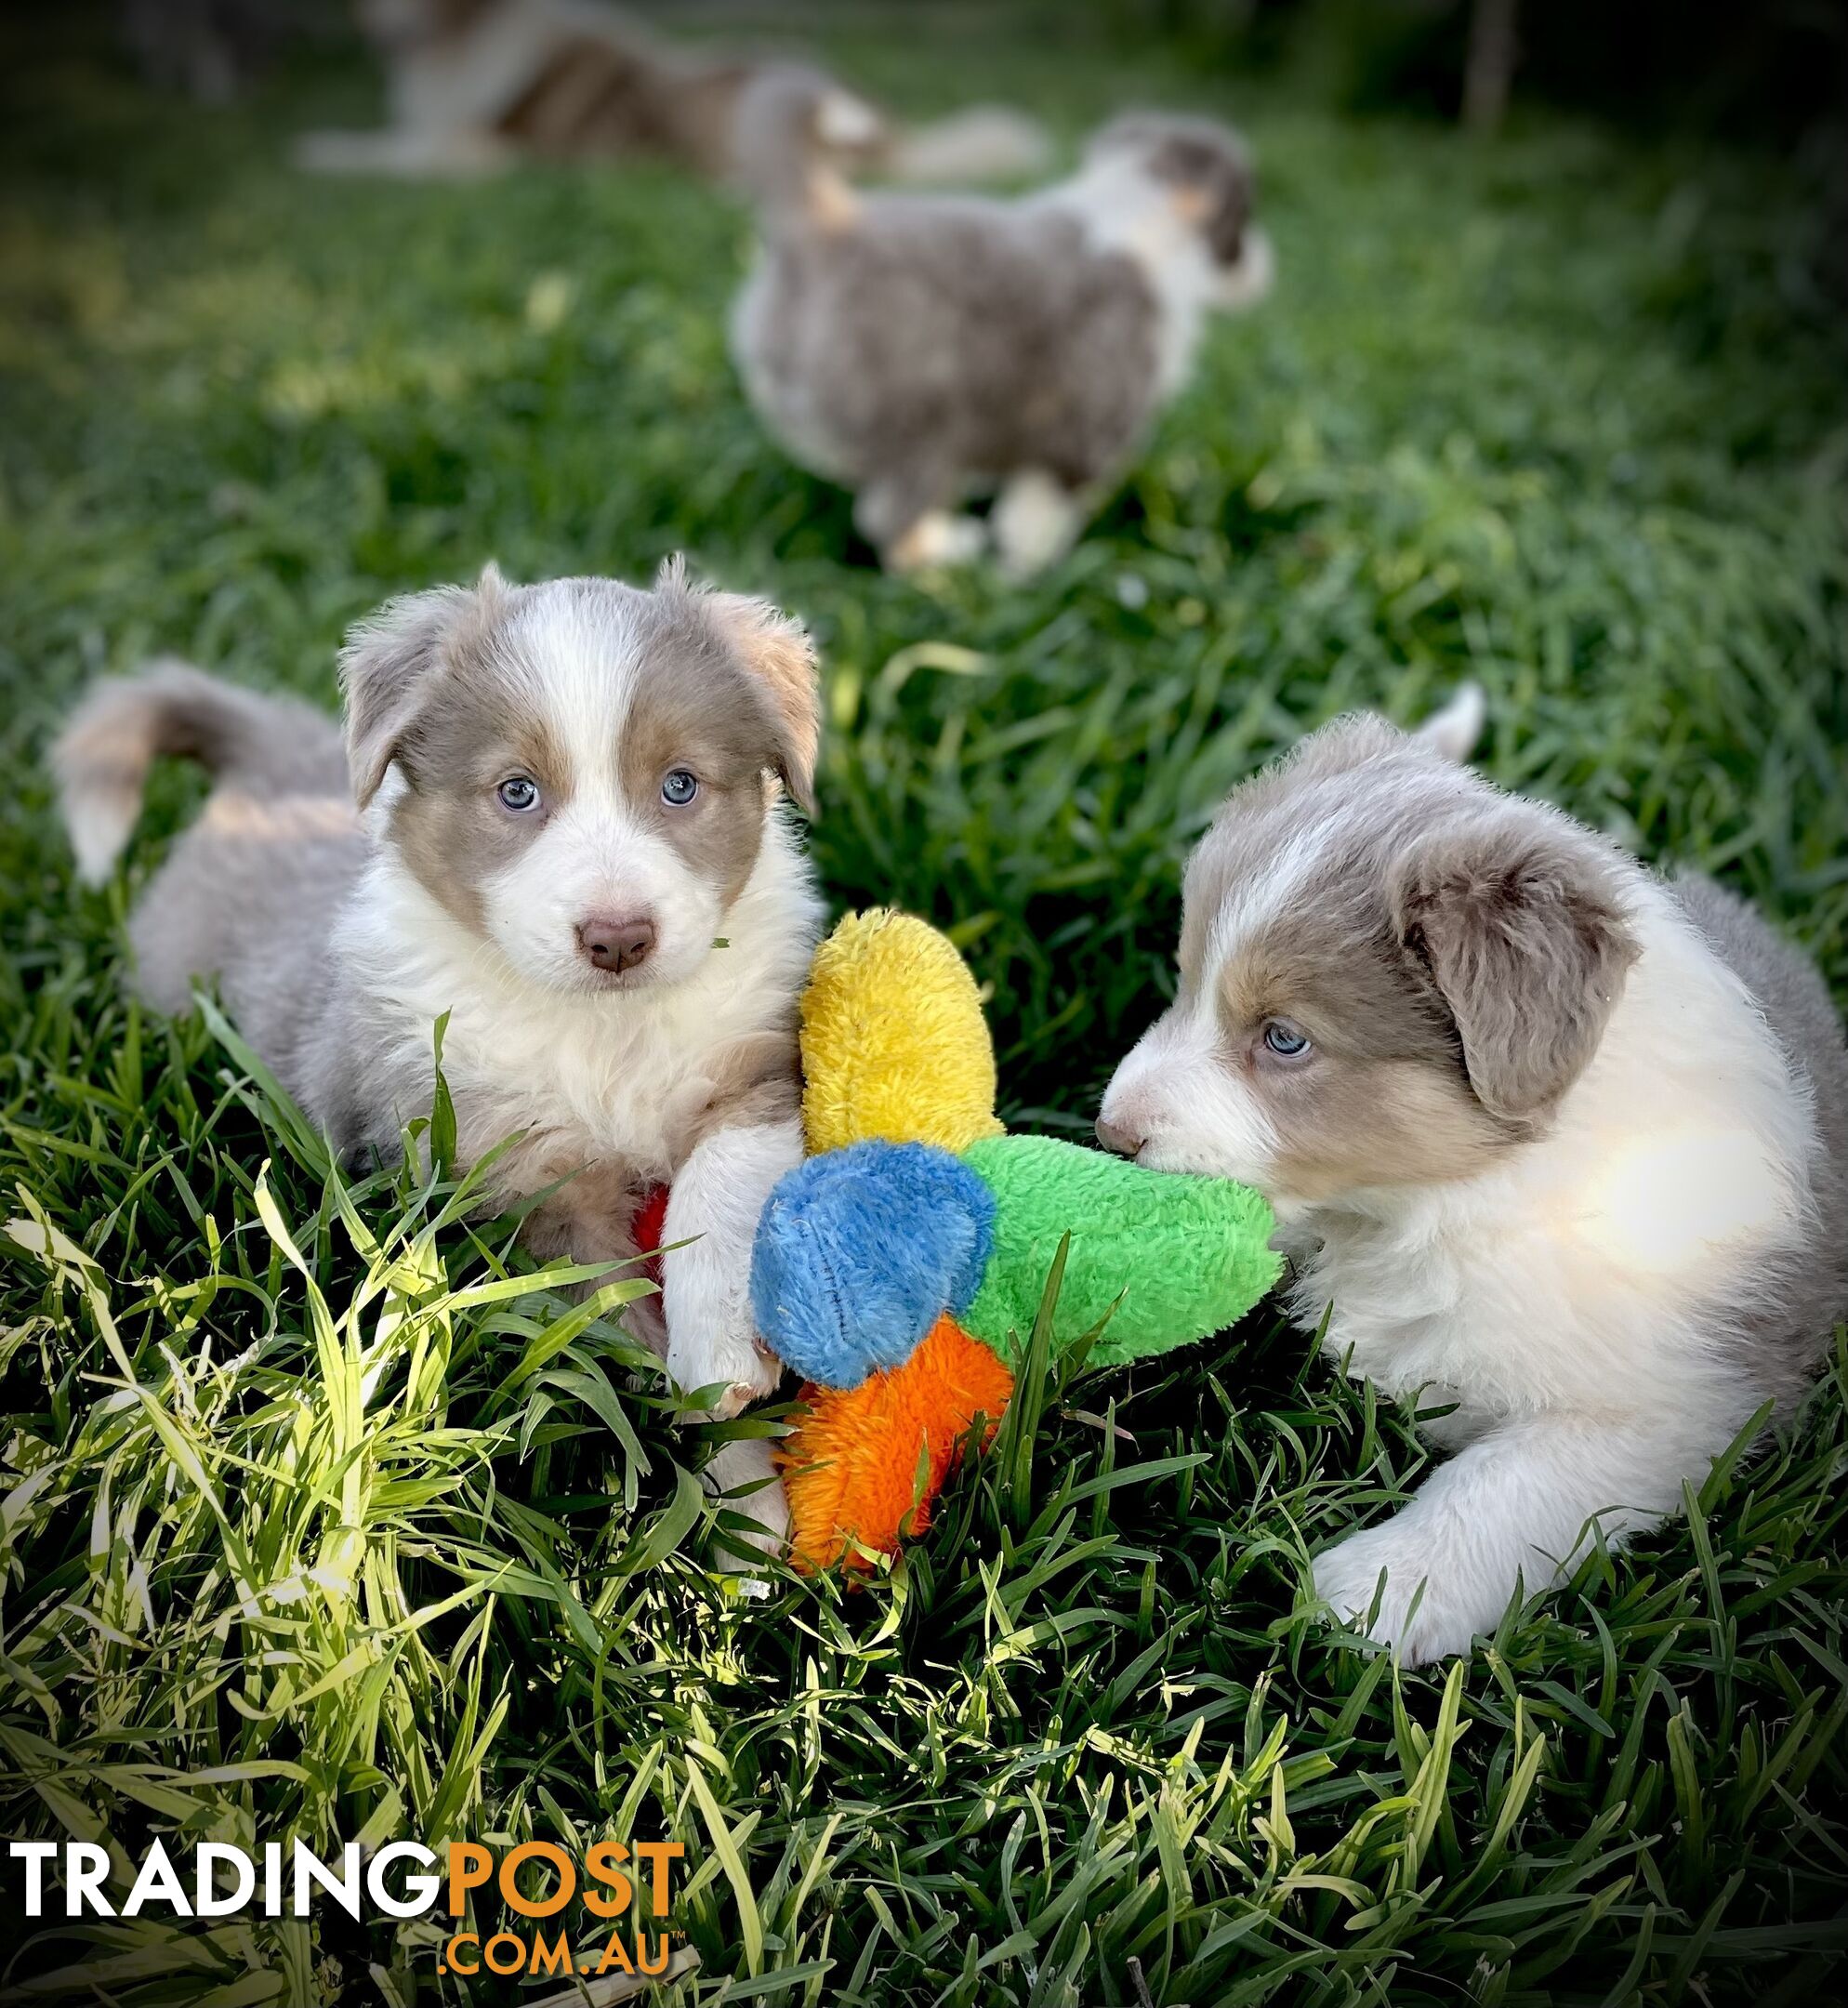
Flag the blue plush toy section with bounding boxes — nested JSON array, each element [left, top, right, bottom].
[[749, 1140, 997, 1390]]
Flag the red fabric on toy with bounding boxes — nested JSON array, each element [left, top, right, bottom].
[[632, 1182, 670, 1291]]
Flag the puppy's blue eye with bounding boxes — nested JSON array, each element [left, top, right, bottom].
[[661, 769, 698, 807], [1262, 1020, 1310, 1057], [497, 776, 540, 812]]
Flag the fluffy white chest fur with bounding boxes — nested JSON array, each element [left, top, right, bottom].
[[334, 819, 821, 1183], [1288, 882, 1815, 1441]]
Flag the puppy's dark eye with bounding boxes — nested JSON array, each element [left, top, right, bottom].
[[1262, 1020, 1310, 1058], [661, 769, 699, 807], [497, 776, 541, 813]]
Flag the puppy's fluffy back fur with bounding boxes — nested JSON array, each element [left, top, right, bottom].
[[1668, 870, 1848, 1396], [735, 195, 1162, 528]]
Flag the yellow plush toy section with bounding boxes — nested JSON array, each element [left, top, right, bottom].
[[799, 908, 1007, 1156]]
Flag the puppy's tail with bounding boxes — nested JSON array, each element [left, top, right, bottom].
[[1416, 682, 1487, 764], [53, 659, 346, 885], [882, 106, 1053, 186]]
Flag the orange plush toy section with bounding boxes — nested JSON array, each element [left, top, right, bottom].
[[776, 1314, 1015, 1569]]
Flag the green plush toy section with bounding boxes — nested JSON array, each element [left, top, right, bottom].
[[959, 1136, 1282, 1367]]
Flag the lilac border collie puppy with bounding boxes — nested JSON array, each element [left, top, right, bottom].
[[1099, 695, 1848, 1663], [730, 73, 1274, 576], [57, 561, 825, 1540]]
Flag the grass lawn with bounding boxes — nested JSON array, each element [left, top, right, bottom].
[[3, 5, 1846, 2003]]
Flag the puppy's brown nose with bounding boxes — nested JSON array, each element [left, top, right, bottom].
[[577, 914, 656, 973], [1094, 1116, 1144, 1159]]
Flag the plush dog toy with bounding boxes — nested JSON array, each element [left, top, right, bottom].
[[749, 909, 1281, 1571]]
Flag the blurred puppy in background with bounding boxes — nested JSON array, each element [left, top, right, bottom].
[[297, 0, 1049, 185], [1098, 692, 1848, 1662], [730, 78, 1274, 575], [56, 561, 826, 1544]]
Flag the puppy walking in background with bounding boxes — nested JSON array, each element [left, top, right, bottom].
[[297, 0, 1049, 186], [1099, 695, 1848, 1662], [56, 561, 825, 1543], [731, 78, 1274, 575]]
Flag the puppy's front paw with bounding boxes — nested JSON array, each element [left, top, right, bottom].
[[887, 510, 989, 573], [663, 1251, 783, 1419], [673, 1341, 781, 1420], [1312, 1521, 1483, 1666], [993, 470, 1081, 579]]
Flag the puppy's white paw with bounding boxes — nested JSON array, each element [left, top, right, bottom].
[[663, 1244, 782, 1418], [704, 1438, 791, 1568], [667, 1323, 782, 1420], [993, 470, 1082, 579], [887, 510, 989, 573], [1312, 1521, 1483, 1666]]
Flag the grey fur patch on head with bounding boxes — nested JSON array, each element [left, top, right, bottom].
[[338, 563, 508, 808], [369, 573, 561, 933], [1211, 884, 1512, 1199], [1391, 819, 1641, 1123], [613, 591, 804, 904]]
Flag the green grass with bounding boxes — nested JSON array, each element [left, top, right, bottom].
[[3, 6, 1846, 2003]]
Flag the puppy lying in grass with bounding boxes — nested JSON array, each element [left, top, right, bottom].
[[730, 74, 1274, 575], [56, 561, 824, 1541], [297, 0, 1049, 187], [1099, 693, 1848, 1663]]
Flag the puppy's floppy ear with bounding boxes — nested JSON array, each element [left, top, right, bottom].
[[1391, 816, 1639, 1122], [715, 596, 822, 814], [338, 564, 503, 807], [684, 574, 822, 816]]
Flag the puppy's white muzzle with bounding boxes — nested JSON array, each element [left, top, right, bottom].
[[484, 806, 721, 997], [1099, 1004, 1280, 1186]]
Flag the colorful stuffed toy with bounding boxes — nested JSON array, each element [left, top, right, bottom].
[[750, 908, 1282, 1571]]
